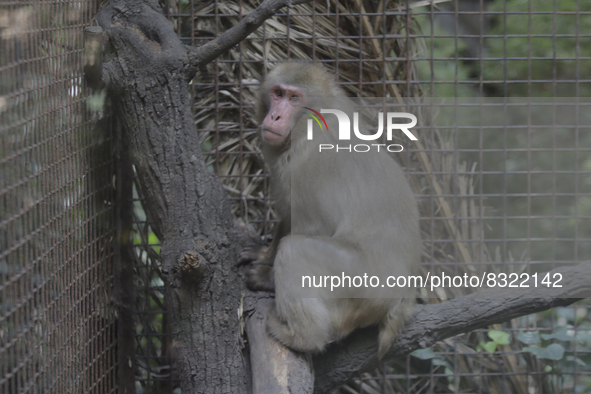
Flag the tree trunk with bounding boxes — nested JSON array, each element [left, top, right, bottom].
[[94, 1, 249, 392]]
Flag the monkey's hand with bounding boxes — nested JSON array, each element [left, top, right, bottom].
[[237, 244, 269, 266], [246, 264, 275, 292]]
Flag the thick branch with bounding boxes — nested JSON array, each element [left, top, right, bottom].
[[91, 0, 249, 392], [186, 0, 313, 77], [313, 262, 591, 393], [245, 297, 315, 394]]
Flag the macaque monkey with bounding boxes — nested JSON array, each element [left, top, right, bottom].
[[239, 62, 421, 359]]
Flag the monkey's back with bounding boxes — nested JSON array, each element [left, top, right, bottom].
[[289, 145, 421, 282]]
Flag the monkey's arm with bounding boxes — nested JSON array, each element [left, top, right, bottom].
[[237, 219, 289, 266], [238, 220, 290, 291], [246, 264, 275, 291]]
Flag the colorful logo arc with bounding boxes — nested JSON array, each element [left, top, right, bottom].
[[303, 107, 328, 132]]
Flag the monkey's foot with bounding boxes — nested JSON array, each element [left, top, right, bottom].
[[237, 244, 267, 266], [246, 264, 275, 291]]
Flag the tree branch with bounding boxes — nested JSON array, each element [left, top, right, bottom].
[[90, 0, 250, 391], [186, 0, 314, 77], [313, 261, 591, 393]]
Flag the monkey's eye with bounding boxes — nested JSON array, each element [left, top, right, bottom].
[[275, 89, 283, 97], [290, 96, 300, 103]]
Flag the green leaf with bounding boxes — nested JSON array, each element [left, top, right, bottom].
[[540, 326, 576, 342], [518, 331, 540, 344], [523, 343, 565, 360], [566, 356, 586, 366], [411, 348, 437, 360], [431, 358, 451, 371], [488, 330, 511, 345], [538, 343, 565, 360], [479, 341, 497, 354], [148, 232, 160, 245], [544, 365, 553, 373], [201, 139, 213, 152], [522, 345, 542, 357]]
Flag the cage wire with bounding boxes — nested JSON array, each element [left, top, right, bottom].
[[0, 0, 119, 393], [127, 0, 591, 392], [1, 0, 589, 393]]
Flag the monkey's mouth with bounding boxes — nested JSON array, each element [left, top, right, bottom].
[[263, 127, 284, 137], [262, 127, 287, 144]]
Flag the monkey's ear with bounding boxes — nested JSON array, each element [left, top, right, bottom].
[[327, 67, 338, 83]]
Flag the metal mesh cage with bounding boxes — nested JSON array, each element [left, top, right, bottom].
[[0, 1, 118, 393], [126, 1, 588, 392], [2, 0, 590, 393]]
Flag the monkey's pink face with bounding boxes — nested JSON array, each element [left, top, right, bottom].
[[262, 84, 304, 144]]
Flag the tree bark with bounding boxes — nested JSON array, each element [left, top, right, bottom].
[[245, 297, 314, 394], [94, 1, 248, 392]]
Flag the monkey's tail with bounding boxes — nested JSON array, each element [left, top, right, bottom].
[[377, 298, 415, 359]]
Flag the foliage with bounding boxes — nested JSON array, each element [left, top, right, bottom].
[[484, 0, 591, 97], [478, 330, 511, 354]]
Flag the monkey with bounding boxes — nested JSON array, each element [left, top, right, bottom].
[[239, 62, 421, 359]]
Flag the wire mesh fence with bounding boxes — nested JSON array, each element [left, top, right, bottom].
[[0, 1, 119, 393], [2, 0, 591, 393], [128, 0, 589, 392]]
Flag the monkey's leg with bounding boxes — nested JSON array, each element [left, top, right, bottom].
[[266, 299, 332, 353], [269, 235, 363, 353], [237, 244, 268, 266], [246, 264, 275, 291]]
